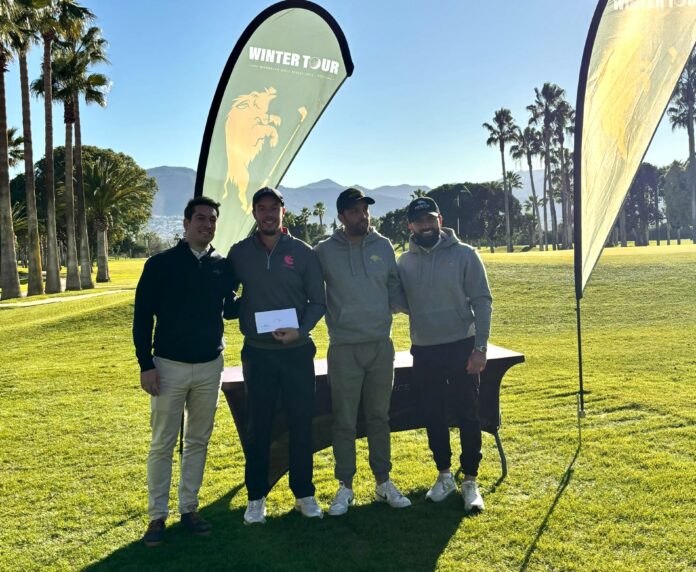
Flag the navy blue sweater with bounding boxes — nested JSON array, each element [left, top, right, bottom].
[[132, 240, 237, 371]]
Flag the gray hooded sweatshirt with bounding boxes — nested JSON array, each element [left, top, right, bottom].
[[314, 228, 405, 345], [397, 227, 492, 348]]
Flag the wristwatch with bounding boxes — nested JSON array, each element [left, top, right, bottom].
[[474, 345, 487, 354]]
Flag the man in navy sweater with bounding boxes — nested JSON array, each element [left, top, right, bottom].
[[133, 196, 236, 546]]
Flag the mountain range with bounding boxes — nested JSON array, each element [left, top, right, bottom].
[[146, 167, 432, 222], [146, 166, 545, 235]]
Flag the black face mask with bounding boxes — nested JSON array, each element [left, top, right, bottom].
[[413, 231, 439, 248]]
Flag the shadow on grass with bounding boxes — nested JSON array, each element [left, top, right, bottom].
[[519, 442, 582, 571], [86, 483, 473, 572]]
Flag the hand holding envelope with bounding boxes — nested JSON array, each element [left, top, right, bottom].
[[255, 308, 301, 344]]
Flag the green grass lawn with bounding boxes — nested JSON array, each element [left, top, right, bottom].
[[1, 246, 695, 571]]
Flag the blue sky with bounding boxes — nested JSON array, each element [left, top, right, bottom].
[[5, 0, 687, 188]]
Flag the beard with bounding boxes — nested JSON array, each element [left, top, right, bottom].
[[345, 221, 369, 237], [259, 226, 279, 236], [413, 230, 439, 248]]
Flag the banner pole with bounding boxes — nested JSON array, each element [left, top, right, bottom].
[[575, 297, 586, 418]]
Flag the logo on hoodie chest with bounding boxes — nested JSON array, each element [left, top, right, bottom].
[[283, 255, 295, 270], [369, 255, 383, 264]]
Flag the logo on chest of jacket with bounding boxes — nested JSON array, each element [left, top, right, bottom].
[[283, 255, 295, 269], [369, 255, 383, 264]]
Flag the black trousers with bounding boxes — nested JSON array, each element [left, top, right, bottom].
[[241, 341, 316, 501], [411, 337, 482, 477]]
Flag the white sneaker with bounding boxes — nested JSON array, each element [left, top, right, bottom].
[[461, 480, 485, 512], [426, 472, 457, 502], [294, 496, 323, 519], [328, 483, 354, 516], [375, 480, 412, 508], [244, 497, 267, 525]]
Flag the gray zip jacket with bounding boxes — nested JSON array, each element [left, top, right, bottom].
[[314, 228, 405, 345], [397, 227, 492, 347], [226, 232, 326, 349]]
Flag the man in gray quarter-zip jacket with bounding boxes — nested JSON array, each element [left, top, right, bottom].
[[314, 188, 411, 516], [226, 187, 326, 525], [397, 197, 492, 512]]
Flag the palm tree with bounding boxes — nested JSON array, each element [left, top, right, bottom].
[[505, 170, 522, 193], [483, 108, 517, 252], [312, 201, 325, 234], [298, 206, 311, 242], [667, 48, 696, 243], [552, 98, 575, 249], [67, 25, 108, 288], [7, 127, 23, 165], [83, 157, 152, 282], [33, 28, 108, 290], [510, 126, 544, 250], [0, 2, 21, 299], [410, 188, 428, 199], [33, 50, 83, 289], [528, 83, 564, 250], [11, 0, 44, 295], [36, 0, 94, 292]]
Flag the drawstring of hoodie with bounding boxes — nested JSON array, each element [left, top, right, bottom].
[[345, 233, 369, 277], [348, 240, 357, 276], [361, 242, 369, 276]]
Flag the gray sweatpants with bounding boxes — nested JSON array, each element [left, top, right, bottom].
[[328, 338, 394, 482]]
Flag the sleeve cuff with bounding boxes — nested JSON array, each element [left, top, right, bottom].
[[138, 356, 155, 372]]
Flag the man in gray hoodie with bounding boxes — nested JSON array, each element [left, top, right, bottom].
[[314, 188, 411, 516], [397, 197, 492, 512]]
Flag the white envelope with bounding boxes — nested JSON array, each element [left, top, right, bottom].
[[254, 308, 299, 334]]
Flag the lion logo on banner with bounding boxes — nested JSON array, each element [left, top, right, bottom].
[[224, 87, 281, 212]]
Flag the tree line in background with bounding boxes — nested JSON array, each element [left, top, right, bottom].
[[0, 0, 155, 300], [2, 4, 694, 300], [288, 59, 696, 252], [478, 52, 696, 253]]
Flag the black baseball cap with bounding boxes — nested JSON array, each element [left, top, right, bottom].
[[407, 197, 440, 222], [252, 186, 284, 206], [336, 187, 375, 213]]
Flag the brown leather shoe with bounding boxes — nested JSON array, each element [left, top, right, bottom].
[[142, 519, 165, 547], [181, 512, 212, 536]]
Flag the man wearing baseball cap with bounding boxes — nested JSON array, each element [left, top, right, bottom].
[[226, 187, 327, 524], [397, 196, 492, 512], [314, 188, 411, 516]]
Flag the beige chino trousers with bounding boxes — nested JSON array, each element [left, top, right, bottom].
[[147, 354, 223, 521]]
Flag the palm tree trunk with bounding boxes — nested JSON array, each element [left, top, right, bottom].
[[96, 219, 110, 282], [541, 171, 549, 251], [526, 154, 543, 250], [0, 57, 21, 300], [19, 52, 43, 296], [63, 109, 80, 291], [73, 95, 93, 288], [687, 99, 696, 244], [499, 144, 512, 252], [43, 34, 61, 293], [654, 184, 661, 246], [666, 221, 671, 245], [619, 201, 627, 247], [545, 157, 558, 250], [559, 144, 573, 248], [558, 155, 568, 250]]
